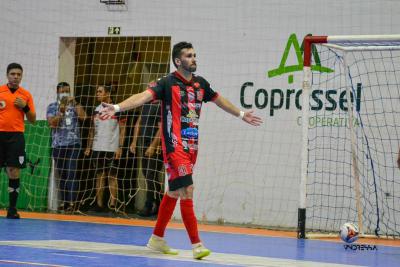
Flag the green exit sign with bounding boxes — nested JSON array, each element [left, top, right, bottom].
[[108, 26, 121, 35]]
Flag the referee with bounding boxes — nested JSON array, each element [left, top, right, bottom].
[[0, 63, 36, 219]]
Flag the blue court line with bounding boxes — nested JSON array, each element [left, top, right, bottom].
[[0, 218, 399, 266]]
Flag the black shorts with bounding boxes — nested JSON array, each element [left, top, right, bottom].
[[0, 132, 26, 168], [91, 150, 115, 171], [168, 174, 193, 191]]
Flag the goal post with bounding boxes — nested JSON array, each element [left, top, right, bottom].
[[298, 34, 400, 239]]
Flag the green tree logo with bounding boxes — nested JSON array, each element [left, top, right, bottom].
[[267, 33, 334, 84]]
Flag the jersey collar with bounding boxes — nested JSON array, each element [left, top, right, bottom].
[[173, 71, 194, 85], [7, 84, 19, 94]]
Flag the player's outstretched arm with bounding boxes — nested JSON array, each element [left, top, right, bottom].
[[100, 90, 153, 119], [214, 95, 262, 126]]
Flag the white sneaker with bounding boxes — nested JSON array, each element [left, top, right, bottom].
[[147, 235, 179, 255], [192, 243, 211, 260]]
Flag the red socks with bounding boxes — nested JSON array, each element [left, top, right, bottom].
[[180, 199, 201, 244], [153, 194, 177, 237], [153, 195, 200, 245]]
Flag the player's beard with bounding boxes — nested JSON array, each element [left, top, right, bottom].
[[182, 63, 197, 73]]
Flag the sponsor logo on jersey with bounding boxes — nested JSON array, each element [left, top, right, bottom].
[[0, 100, 6, 109], [187, 110, 198, 118], [178, 165, 188, 176], [181, 116, 199, 125], [182, 140, 198, 150], [171, 133, 178, 147], [182, 102, 202, 109], [181, 127, 198, 139], [188, 91, 195, 102], [197, 90, 203, 101], [182, 140, 188, 149]]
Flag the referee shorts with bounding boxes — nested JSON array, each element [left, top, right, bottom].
[[0, 132, 26, 168]]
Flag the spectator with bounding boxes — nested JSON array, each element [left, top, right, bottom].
[[47, 82, 87, 213], [130, 101, 163, 217], [84, 85, 127, 212]]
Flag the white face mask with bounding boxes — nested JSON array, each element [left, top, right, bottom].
[[57, 93, 70, 104]]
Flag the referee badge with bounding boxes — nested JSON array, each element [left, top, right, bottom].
[[0, 100, 6, 109], [19, 156, 25, 164]]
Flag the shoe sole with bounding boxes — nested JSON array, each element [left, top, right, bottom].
[[147, 244, 179, 255], [194, 250, 211, 260]]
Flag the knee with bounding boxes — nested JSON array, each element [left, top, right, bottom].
[[182, 185, 194, 200], [186, 185, 194, 196], [167, 191, 179, 199]]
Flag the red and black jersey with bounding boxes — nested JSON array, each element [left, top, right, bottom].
[[147, 71, 219, 158]]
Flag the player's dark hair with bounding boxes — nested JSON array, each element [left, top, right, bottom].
[[57, 82, 70, 91], [7, 62, 23, 74], [172, 42, 193, 68]]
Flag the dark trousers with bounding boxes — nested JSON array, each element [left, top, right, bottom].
[[52, 144, 80, 204], [141, 151, 164, 209]]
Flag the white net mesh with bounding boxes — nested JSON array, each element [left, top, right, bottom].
[[307, 43, 400, 238]]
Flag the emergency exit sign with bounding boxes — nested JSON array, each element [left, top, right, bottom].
[[108, 26, 121, 35]]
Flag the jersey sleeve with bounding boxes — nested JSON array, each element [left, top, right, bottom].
[[146, 78, 166, 101], [26, 91, 36, 113], [46, 103, 57, 119], [202, 78, 219, 103]]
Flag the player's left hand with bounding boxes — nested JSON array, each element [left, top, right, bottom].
[[14, 97, 27, 109], [242, 110, 263, 126], [99, 102, 116, 120]]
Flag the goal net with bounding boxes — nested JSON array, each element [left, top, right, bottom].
[[0, 36, 171, 214], [299, 35, 400, 238]]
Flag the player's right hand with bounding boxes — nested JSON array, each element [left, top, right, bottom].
[[99, 102, 116, 120], [59, 104, 66, 114], [14, 97, 27, 109]]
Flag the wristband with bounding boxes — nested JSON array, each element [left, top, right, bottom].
[[22, 105, 30, 113], [113, 104, 121, 113], [239, 110, 245, 119]]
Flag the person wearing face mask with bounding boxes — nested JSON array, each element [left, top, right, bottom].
[[46, 82, 87, 213]]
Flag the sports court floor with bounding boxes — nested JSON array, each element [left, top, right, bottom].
[[0, 211, 399, 266]]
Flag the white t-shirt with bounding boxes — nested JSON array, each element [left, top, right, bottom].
[[92, 104, 124, 152]]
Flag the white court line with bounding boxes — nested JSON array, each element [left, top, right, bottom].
[[51, 252, 98, 259], [0, 240, 364, 267], [0, 259, 69, 267]]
